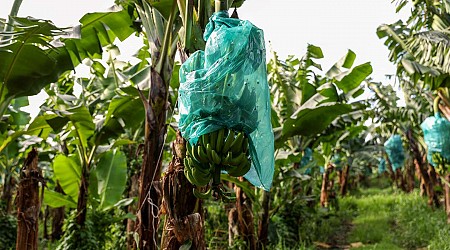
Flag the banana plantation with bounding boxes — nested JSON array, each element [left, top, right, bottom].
[[3, 0, 450, 249]]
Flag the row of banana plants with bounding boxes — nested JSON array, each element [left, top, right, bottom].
[[0, 0, 385, 249]]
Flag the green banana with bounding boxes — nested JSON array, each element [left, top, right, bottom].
[[192, 167, 211, 186], [242, 137, 249, 153], [188, 142, 199, 162], [201, 133, 209, 147], [216, 129, 226, 152], [193, 188, 212, 199], [186, 142, 193, 157], [230, 132, 244, 154], [222, 151, 233, 165], [226, 159, 251, 177], [210, 130, 218, 151], [229, 152, 247, 166], [188, 158, 210, 175], [206, 143, 214, 162], [211, 150, 222, 165], [184, 128, 253, 200], [184, 165, 200, 186], [197, 145, 210, 164], [222, 130, 235, 154]]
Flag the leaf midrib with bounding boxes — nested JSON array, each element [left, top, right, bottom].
[[100, 151, 115, 207], [3, 22, 51, 86]]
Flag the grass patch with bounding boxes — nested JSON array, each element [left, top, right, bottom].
[[341, 192, 397, 247], [342, 179, 450, 250], [391, 192, 449, 249]]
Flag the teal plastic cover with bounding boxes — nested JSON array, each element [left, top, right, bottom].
[[300, 147, 312, 167], [331, 154, 342, 170], [420, 113, 450, 166], [178, 11, 274, 190], [384, 134, 405, 170], [378, 158, 386, 174]]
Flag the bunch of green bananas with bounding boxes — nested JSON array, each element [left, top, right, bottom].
[[432, 153, 450, 175], [183, 128, 251, 201]]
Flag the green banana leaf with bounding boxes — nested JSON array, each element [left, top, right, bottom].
[[44, 189, 77, 208], [281, 103, 354, 139], [0, 17, 73, 99], [64, 7, 135, 65], [66, 106, 95, 149], [0, 7, 136, 108], [53, 154, 82, 201], [0, 114, 57, 152], [95, 149, 127, 210], [335, 62, 373, 93]]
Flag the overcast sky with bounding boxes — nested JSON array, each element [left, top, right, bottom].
[[1, 0, 410, 114]]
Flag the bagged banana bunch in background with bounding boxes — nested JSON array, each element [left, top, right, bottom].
[[384, 134, 405, 171], [421, 112, 450, 167], [178, 10, 274, 197]]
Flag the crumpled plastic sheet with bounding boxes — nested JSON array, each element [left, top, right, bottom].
[[178, 11, 274, 190]]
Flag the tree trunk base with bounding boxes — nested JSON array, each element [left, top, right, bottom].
[[160, 131, 205, 250], [16, 149, 43, 250]]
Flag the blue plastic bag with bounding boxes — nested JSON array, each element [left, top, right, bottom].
[[178, 11, 274, 190], [384, 134, 405, 170], [421, 113, 450, 166], [300, 147, 312, 167]]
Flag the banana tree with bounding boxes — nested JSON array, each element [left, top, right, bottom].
[[367, 79, 439, 205], [34, 47, 151, 248], [0, 3, 136, 119], [263, 45, 372, 248], [128, 0, 218, 248]]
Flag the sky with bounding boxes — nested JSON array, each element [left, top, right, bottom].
[[1, 0, 410, 115]]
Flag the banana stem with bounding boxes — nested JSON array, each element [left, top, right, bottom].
[[215, 0, 227, 12], [213, 164, 221, 186], [434, 96, 441, 115]]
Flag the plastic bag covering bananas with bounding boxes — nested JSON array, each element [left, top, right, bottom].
[[383, 135, 405, 171], [421, 113, 450, 167], [178, 11, 275, 192], [184, 128, 251, 201]]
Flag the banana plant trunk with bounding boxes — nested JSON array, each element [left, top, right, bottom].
[[51, 182, 65, 241], [415, 162, 426, 196], [136, 69, 170, 250], [417, 160, 439, 207], [419, 177, 426, 196], [160, 131, 205, 249], [1, 171, 15, 214], [257, 190, 270, 249], [339, 164, 350, 196], [445, 174, 450, 224], [384, 155, 396, 183], [406, 162, 415, 192], [126, 174, 139, 250], [406, 130, 439, 207], [320, 164, 333, 207], [16, 148, 42, 250], [75, 161, 90, 227], [228, 178, 257, 250], [395, 168, 407, 192], [429, 165, 441, 191]]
